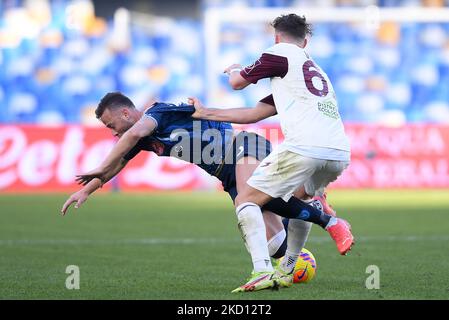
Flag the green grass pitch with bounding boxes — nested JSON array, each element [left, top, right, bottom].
[[1, 190, 448, 300]]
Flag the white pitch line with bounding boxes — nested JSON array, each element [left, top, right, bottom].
[[0, 235, 448, 246], [0, 238, 238, 246]]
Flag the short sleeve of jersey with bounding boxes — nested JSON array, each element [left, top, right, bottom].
[[143, 111, 162, 131], [259, 94, 275, 106], [240, 49, 288, 84]]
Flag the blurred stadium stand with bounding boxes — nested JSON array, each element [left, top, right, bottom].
[[1, 0, 449, 125]]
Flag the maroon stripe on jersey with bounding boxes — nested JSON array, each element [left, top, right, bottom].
[[259, 94, 275, 107], [240, 53, 288, 84]]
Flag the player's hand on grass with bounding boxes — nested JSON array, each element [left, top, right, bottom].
[[61, 190, 89, 216], [188, 97, 206, 119], [75, 168, 106, 186]]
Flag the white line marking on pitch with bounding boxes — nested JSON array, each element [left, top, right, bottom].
[[0, 235, 448, 246]]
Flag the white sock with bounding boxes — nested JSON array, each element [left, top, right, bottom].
[[236, 202, 273, 273], [280, 219, 312, 274], [267, 229, 286, 257]]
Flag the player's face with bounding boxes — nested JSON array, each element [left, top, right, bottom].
[[100, 107, 136, 138]]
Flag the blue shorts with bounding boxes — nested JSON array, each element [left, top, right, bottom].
[[215, 131, 272, 202]]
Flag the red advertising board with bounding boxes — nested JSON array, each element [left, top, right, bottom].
[[1, 124, 448, 192], [335, 124, 449, 188], [0, 125, 213, 192]]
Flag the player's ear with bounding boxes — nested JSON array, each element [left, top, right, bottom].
[[121, 107, 130, 119], [302, 38, 308, 48]]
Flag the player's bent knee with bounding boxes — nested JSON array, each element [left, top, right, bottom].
[[234, 193, 249, 208], [235, 188, 259, 207]]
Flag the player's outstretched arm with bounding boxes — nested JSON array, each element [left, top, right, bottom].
[[224, 64, 251, 90], [61, 158, 128, 215], [189, 97, 277, 124], [99, 116, 157, 173], [225, 54, 289, 91], [61, 179, 101, 216], [75, 115, 157, 185]]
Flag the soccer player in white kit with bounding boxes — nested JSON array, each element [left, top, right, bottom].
[[190, 14, 354, 292]]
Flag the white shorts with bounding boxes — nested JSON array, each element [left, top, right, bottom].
[[247, 146, 349, 202]]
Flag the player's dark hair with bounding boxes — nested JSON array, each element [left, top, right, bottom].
[[271, 14, 312, 41], [96, 92, 136, 118]]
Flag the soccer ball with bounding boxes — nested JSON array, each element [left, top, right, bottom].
[[280, 248, 317, 283], [293, 248, 317, 283]]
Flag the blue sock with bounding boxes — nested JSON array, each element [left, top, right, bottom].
[[271, 230, 287, 259], [282, 217, 289, 231], [286, 197, 331, 229], [271, 218, 290, 259], [263, 197, 330, 229]]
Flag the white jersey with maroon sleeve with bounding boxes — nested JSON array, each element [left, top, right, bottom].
[[241, 42, 350, 160]]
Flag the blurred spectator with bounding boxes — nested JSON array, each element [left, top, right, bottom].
[[0, 0, 448, 125]]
